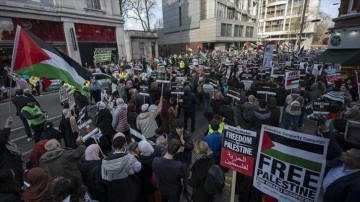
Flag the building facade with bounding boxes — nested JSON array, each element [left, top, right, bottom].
[[315, 0, 360, 73], [124, 30, 159, 61], [0, 0, 126, 67], [159, 0, 258, 55], [257, 0, 320, 49]]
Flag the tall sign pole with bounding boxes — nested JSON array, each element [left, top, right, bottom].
[[297, 0, 308, 51]]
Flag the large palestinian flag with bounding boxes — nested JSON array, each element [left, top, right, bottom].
[[11, 25, 91, 89]]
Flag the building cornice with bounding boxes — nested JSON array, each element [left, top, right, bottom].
[[0, 4, 124, 25]]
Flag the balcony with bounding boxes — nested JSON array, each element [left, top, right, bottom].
[[6, 0, 54, 6]]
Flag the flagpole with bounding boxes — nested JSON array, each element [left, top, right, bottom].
[[9, 26, 21, 115], [8, 75, 13, 114]]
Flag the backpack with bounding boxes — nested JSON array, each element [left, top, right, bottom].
[[203, 165, 225, 195], [289, 97, 301, 115]]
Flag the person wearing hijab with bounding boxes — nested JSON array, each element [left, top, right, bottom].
[[112, 98, 130, 137], [160, 99, 171, 134], [22, 167, 53, 202], [78, 144, 107, 202], [95, 101, 114, 144], [136, 139, 162, 201], [59, 109, 78, 149]]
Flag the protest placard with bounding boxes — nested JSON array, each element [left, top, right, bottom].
[[271, 68, 285, 78], [208, 75, 218, 88], [171, 83, 184, 95], [263, 43, 276, 68], [93, 51, 111, 63], [59, 86, 69, 104], [139, 85, 149, 96], [312, 64, 323, 76], [155, 71, 171, 83], [253, 125, 329, 202], [220, 125, 257, 176], [256, 83, 277, 96], [326, 64, 341, 83], [312, 101, 330, 115], [285, 71, 300, 90]]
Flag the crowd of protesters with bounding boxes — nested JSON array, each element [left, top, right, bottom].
[[1, 49, 360, 202]]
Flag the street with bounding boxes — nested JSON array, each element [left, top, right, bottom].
[[0, 92, 63, 155]]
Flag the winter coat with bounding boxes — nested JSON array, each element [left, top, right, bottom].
[[78, 156, 107, 202], [219, 105, 236, 126], [210, 99, 223, 114], [127, 111, 138, 130], [249, 110, 275, 134], [39, 143, 85, 192], [59, 118, 77, 149], [0, 128, 24, 186], [96, 109, 114, 137], [73, 91, 88, 111], [112, 105, 130, 133], [136, 107, 161, 139], [168, 130, 194, 163], [188, 157, 214, 202], [0, 192, 21, 202], [101, 153, 142, 202], [136, 147, 161, 195]]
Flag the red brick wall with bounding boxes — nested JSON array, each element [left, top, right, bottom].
[[335, 0, 360, 28]]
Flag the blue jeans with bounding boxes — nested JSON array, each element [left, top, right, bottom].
[[203, 99, 211, 112], [284, 112, 300, 132]]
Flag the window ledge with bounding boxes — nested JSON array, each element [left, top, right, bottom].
[[84, 7, 105, 14], [334, 12, 360, 21]]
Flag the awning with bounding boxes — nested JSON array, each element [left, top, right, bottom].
[[314, 49, 360, 66]]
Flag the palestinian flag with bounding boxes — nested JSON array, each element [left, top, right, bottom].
[[11, 25, 91, 89], [244, 41, 257, 50], [198, 50, 207, 62]]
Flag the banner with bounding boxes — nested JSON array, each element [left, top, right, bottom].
[[220, 125, 257, 176], [312, 64, 323, 76], [93, 51, 111, 63], [271, 68, 285, 78], [253, 125, 329, 202], [326, 64, 341, 83], [257, 83, 277, 96], [226, 87, 240, 101], [171, 83, 184, 95], [312, 101, 330, 115], [155, 71, 171, 83], [262, 43, 276, 68], [285, 71, 300, 90], [139, 85, 150, 96]]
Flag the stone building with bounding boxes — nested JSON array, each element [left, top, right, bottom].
[[158, 0, 258, 55]]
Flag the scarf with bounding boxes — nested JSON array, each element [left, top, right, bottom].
[[6, 141, 21, 156], [191, 153, 206, 165]]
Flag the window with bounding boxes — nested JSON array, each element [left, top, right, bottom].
[[245, 26, 254, 37], [217, 3, 226, 18], [139, 42, 145, 55], [87, 0, 101, 10], [221, 23, 232, 37], [348, 0, 357, 13], [234, 25, 243, 37]]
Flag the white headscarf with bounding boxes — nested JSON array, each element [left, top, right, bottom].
[[97, 101, 106, 110]]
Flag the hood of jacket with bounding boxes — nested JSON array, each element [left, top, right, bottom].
[[254, 110, 271, 120], [39, 149, 64, 163], [101, 153, 137, 181]]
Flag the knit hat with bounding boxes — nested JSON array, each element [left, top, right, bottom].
[[85, 144, 100, 161], [148, 104, 157, 112], [96, 101, 106, 110], [138, 139, 154, 156], [141, 104, 149, 112], [44, 139, 60, 151], [113, 132, 125, 140]]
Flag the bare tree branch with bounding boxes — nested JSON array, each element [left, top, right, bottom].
[[126, 0, 157, 31]]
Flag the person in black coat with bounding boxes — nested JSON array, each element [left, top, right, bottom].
[[0, 168, 22, 202], [218, 97, 236, 126], [95, 101, 114, 143], [0, 116, 24, 187], [323, 148, 360, 202], [188, 140, 214, 202], [182, 85, 197, 132], [78, 144, 107, 202], [59, 109, 78, 149]]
